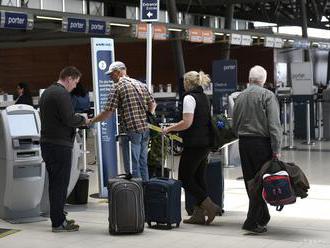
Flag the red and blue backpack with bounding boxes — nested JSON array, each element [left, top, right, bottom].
[[262, 170, 296, 211]]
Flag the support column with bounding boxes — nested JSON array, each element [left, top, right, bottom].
[[166, 0, 186, 100], [300, 0, 310, 62], [221, 4, 234, 59]]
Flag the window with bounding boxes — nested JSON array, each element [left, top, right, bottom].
[[22, 0, 40, 8], [43, 0, 62, 11], [1, 0, 18, 6], [126, 6, 138, 20], [65, 0, 83, 14], [89, 1, 103, 16]]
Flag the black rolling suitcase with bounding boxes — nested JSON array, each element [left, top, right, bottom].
[[108, 134, 144, 235], [185, 154, 224, 216], [144, 133, 182, 229]]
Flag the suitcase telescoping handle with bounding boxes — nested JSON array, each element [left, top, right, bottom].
[[116, 133, 133, 178], [160, 131, 175, 179]]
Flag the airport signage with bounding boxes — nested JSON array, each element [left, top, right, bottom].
[[140, 0, 159, 22], [212, 60, 238, 114], [187, 28, 215, 43], [291, 62, 313, 95], [265, 37, 275, 48], [241, 35, 252, 46], [89, 20, 110, 35], [134, 23, 167, 40], [63, 17, 87, 33], [274, 38, 284, 48], [0, 11, 33, 30], [91, 38, 117, 197], [230, 33, 242, 45], [293, 39, 310, 49]]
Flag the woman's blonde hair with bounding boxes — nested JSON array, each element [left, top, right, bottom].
[[183, 71, 210, 91]]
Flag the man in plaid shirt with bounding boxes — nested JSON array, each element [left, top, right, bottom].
[[90, 61, 156, 181]]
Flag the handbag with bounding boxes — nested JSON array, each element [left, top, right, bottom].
[[131, 83, 157, 125]]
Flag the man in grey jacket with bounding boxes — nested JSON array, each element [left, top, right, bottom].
[[233, 65, 282, 234]]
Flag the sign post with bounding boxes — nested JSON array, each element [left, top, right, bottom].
[[212, 60, 238, 114], [140, 0, 159, 91], [91, 38, 117, 197]]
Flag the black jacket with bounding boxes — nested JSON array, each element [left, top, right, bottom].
[[182, 86, 211, 148], [16, 94, 33, 106], [247, 159, 310, 201], [39, 83, 85, 147]]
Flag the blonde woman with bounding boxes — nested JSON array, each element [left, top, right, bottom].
[[163, 71, 220, 225]]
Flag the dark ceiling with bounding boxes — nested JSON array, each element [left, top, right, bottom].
[[101, 0, 330, 30]]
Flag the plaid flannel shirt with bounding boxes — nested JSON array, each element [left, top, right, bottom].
[[104, 76, 155, 133]]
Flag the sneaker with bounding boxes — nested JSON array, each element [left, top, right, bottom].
[[52, 220, 79, 233], [66, 219, 75, 225]]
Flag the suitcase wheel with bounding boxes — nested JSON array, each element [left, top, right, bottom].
[[147, 222, 152, 228], [166, 223, 172, 229], [176, 223, 180, 228]]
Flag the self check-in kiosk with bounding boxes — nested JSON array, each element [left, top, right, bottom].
[[0, 105, 45, 221]]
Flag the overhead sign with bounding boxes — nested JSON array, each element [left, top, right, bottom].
[[134, 23, 167, 40], [63, 17, 87, 33], [293, 39, 310, 49], [265, 37, 275, 48], [241, 35, 252, 46], [274, 38, 284, 48], [187, 28, 215, 43], [0, 11, 33, 30], [140, 0, 159, 22], [187, 28, 203, 43], [202, 29, 215, 44], [89, 20, 110, 35], [230, 33, 242, 45], [63, 17, 110, 35], [91, 38, 118, 197]]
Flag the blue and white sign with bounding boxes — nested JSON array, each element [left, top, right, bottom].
[[140, 0, 159, 22], [63, 17, 87, 33], [91, 38, 117, 197], [0, 11, 33, 30], [212, 60, 238, 114], [89, 20, 110, 35]]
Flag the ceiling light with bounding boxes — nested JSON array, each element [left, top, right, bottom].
[[168, 28, 182, 32], [110, 23, 130, 27], [36, 15, 63, 21], [214, 32, 224, 36]]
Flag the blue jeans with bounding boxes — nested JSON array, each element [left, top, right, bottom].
[[122, 130, 150, 181]]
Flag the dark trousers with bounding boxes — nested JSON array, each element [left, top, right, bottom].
[[239, 136, 272, 228], [179, 147, 209, 204], [41, 143, 72, 227]]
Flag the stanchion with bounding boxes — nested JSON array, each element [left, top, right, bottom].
[[283, 99, 296, 150], [222, 144, 235, 168], [302, 100, 315, 145], [283, 98, 288, 135], [318, 99, 323, 141]]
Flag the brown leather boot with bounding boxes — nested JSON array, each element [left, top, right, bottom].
[[183, 206, 205, 225], [200, 197, 220, 225]]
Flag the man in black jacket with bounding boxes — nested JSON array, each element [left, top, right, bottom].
[[40, 66, 88, 232]]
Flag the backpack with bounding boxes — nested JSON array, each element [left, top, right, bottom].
[[262, 170, 296, 211]]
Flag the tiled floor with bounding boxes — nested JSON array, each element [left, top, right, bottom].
[[1, 135, 330, 248]]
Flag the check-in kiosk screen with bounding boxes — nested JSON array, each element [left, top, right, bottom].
[[7, 114, 38, 136]]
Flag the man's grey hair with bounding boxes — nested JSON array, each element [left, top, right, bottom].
[[249, 65, 267, 85]]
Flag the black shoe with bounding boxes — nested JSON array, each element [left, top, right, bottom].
[[242, 225, 267, 234]]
